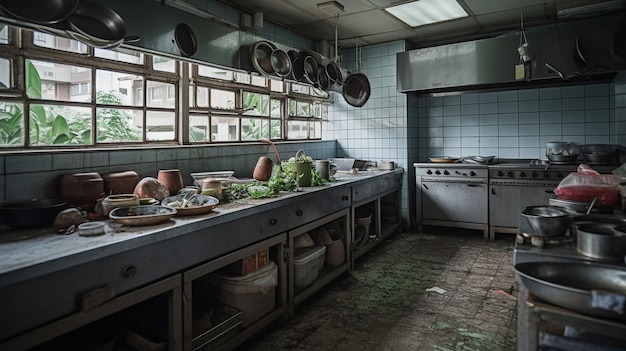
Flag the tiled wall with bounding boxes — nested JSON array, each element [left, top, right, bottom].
[[0, 141, 336, 204], [417, 82, 622, 160], [324, 40, 414, 226]]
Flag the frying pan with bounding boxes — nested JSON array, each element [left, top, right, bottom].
[[515, 262, 626, 321], [67, 0, 126, 46], [342, 73, 370, 107], [0, 0, 79, 24], [174, 23, 197, 57]]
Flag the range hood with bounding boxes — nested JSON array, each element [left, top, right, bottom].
[[397, 17, 626, 94]]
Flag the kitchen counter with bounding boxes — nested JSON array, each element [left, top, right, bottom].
[[0, 168, 404, 345], [0, 169, 400, 283]]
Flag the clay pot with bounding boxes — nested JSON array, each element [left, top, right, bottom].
[[59, 172, 105, 208], [157, 169, 184, 195], [102, 170, 139, 195], [253, 156, 273, 181]]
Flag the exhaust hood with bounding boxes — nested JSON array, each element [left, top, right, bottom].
[[397, 17, 626, 94]]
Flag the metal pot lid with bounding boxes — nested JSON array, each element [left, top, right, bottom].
[[342, 73, 370, 107]]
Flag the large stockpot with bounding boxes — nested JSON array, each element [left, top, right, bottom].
[[515, 262, 626, 321], [520, 206, 572, 237], [574, 215, 626, 261]]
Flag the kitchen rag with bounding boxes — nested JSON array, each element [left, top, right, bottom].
[[590, 290, 626, 315]]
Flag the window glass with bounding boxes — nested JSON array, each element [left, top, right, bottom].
[[198, 65, 233, 81], [242, 118, 269, 140], [147, 81, 175, 108], [0, 25, 8, 44], [146, 110, 175, 141], [270, 99, 281, 118], [189, 114, 210, 142], [96, 69, 143, 106], [153, 55, 176, 73], [27, 60, 92, 102], [211, 116, 239, 141], [0, 101, 24, 146], [96, 107, 142, 143], [270, 119, 281, 139], [243, 91, 269, 115], [269, 79, 283, 92], [196, 86, 209, 108], [288, 100, 311, 117], [0, 58, 11, 88], [311, 121, 321, 139], [33, 31, 88, 54], [210, 88, 235, 110], [29, 104, 91, 145], [287, 120, 308, 139], [291, 83, 309, 95], [250, 75, 266, 87], [95, 48, 144, 64]]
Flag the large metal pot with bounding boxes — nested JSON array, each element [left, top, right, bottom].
[[521, 206, 571, 237], [0, 0, 79, 24], [515, 262, 626, 321], [576, 222, 626, 260]]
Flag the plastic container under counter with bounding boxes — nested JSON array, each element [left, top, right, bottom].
[[200, 261, 277, 328], [293, 245, 326, 288]]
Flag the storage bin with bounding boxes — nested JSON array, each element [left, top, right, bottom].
[[201, 261, 277, 328], [293, 245, 326, 288]]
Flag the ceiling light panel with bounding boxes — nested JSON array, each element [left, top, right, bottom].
[[385, 0, 469, 27]]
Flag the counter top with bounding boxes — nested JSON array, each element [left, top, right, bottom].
[[0, 169, 403, 287]]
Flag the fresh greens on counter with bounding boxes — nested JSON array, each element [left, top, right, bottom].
[[222, 165, 330, 202]]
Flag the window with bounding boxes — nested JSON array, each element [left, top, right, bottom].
[[0, 24, 328, 149]]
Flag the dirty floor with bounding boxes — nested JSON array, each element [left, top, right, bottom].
[[238, 229, 518, 351]]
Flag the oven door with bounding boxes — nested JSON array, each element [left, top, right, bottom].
[[421, 178, 488, 224], [489, 181, 557, 228]]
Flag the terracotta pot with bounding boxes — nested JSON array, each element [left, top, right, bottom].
[[157, 169, 184, 195], [102, 170, 139, 195], [59, 172, 105, 207], [253, 156, 273, 181]]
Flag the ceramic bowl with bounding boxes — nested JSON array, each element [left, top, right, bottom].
[[109, 205, 176, 226], [161, 194, 219, 216]]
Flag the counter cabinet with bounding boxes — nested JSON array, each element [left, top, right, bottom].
[[0, 170, 403, 350]]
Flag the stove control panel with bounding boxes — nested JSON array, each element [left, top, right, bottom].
[[416, 165, 488, 178], [491, 169, 566, 180]]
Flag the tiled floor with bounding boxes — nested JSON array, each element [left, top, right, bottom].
[[238, 229, 518, 351]]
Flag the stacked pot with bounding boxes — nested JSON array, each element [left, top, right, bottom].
[[245, 40, 371, 107]]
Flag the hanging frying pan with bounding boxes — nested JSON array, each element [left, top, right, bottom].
[[67, 0, 126, 47], [317, 65, 330, 91], [302, 55, 318, 84], [270, 48, 291, 78], [0, 0, 79, 24], [174, 23, 197, 57], [250, 41, 275, 75], [342, 73, 370, 108]]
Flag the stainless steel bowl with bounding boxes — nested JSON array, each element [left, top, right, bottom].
[[576, 222, 626, 260], [521, 206, 571, 237]]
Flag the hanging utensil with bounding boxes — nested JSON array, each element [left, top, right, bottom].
[[174, 23, 197, 57], [67, 0, 127, 48], [0, 0, 79, 24]]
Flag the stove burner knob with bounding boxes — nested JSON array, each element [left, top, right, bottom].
[[497, 171, 504, 177], [507, 171, 514, 178], [469, 171, 476, 176], [426, 170, 432, 175], [531, 171, 538, 178], [519, 172, 526, 177], [435, 170, 441, 175], [443, 170, 450, 175]]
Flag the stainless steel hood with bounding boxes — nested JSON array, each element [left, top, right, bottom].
[[397, 17, 626, 94]]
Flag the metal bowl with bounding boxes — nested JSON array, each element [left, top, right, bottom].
[[521, 206, 571, 237], [576, 222, 626, 260], [109, 205, 176, 226]]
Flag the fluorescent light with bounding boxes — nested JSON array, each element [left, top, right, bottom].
[[557, 0, 624, 18], [385, 0, 468, 27]]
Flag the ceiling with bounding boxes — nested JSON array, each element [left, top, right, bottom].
[[222, 0, 626, 49]]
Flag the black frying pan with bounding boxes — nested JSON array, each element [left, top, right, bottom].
[[175, 23, 197, 57], [67, 0, 126, 44], [0, 0, 79, 24]]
